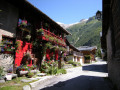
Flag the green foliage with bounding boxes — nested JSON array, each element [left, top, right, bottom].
[[96, 49, 102, 58], [27, 72, 34, 77], [32, 40, 41, 49], [15, 40, 21, 53], [67, 60, 81, 67], [0, 77, 38, 90], [49, 37, 54, 41], [66, 16, 102, 47], [59, 47, 67, 52], [0, 66, 5, 77], [45, 42, 53, 49], [25, 35, 31, 41], [44, 34, 49, 39], [41, 60, 67, 75], [37, 28, 44, 33], [37, 28, 44, 36], [57, 68, 67, 74]]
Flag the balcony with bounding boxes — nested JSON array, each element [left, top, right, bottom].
[[37, 29, 66, 47], [69, 51, 83, 56]]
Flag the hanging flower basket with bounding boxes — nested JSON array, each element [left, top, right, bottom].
[[37, 28, 44, 36], [24, 35, 31, 42]]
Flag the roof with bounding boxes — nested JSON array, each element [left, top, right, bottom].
[[66, 39, 80, 52], [78, 46, 97, 51], [5, 0, 71, 35]]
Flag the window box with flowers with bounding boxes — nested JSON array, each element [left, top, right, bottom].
[[16, 65, 38, 76], [0, 38, 15, 54], [4, 48, 14, 54]]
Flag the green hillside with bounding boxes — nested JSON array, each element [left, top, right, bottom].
[[66, 16, 102, 48]]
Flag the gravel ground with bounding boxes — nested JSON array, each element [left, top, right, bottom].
[[33, 61, 113, 90]]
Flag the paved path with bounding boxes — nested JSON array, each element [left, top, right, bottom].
[[33, 61, 113, 90]]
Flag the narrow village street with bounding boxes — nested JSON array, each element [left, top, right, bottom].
[[33, 60, 113, 90]]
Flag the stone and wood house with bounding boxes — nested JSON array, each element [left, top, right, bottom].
[[0, 0, 70, 73], [66, 40, 84, 65], [102, 0, 120, 89], [78, 46, 97, 63]]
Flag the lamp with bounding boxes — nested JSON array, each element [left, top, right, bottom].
[[96, 10, 102, 20]]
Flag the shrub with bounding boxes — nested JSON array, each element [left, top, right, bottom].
[[68, 60, 76, 66], [41, 60, 58, 74], [41, 60, 67, 75], [84, 55, 91, 60], [27, 72, 34, 78], [57, 68, 67, 74], [68, 60, 74, 64], [0, 66, 5, 77], [67, 60, 81, 67]]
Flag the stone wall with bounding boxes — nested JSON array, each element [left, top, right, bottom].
[[107, 0, 120, 89], [0, 54, 14, 72], [0, 0, 19, 72]]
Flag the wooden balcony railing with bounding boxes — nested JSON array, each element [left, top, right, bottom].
[[38, 29, 66, 47], [68, 51, 83, 56]]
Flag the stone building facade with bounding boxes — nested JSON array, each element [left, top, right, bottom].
[[102, 0, 120, 89], [0, 0, 18, 71]]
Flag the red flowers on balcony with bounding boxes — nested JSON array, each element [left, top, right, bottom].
[[37, 28, 66, 47]]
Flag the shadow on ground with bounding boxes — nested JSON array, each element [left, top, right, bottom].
[[40, 75, 113, 90], [82, 64, 108, 73]]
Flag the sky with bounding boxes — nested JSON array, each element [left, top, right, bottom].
[[27, 0, 102, 24]]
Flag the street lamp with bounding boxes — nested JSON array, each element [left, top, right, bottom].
[[96, 10, 102, 20]]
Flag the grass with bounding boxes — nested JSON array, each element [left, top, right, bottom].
[[0, 77, 38, 90]]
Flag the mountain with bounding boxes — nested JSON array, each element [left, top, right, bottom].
[[57, 19, 88, 29], [60, 16, 102, 48], [57, 22, 78, 29]]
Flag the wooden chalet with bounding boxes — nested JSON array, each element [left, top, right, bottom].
[[0, 0, 70, 72], [66, 40, 84, 65], [78, 46, 97, 63]]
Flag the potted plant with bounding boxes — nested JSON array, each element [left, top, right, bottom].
[[25, 35, 31, 41], [21, 66, 25, 71], [37, 28, 44, 35], [20, 20, 27, 27], [7, 67, 13, 73]]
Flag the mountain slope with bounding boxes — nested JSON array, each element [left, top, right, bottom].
[[66, 16, 102, 47], [57, 19, 88, 29]]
